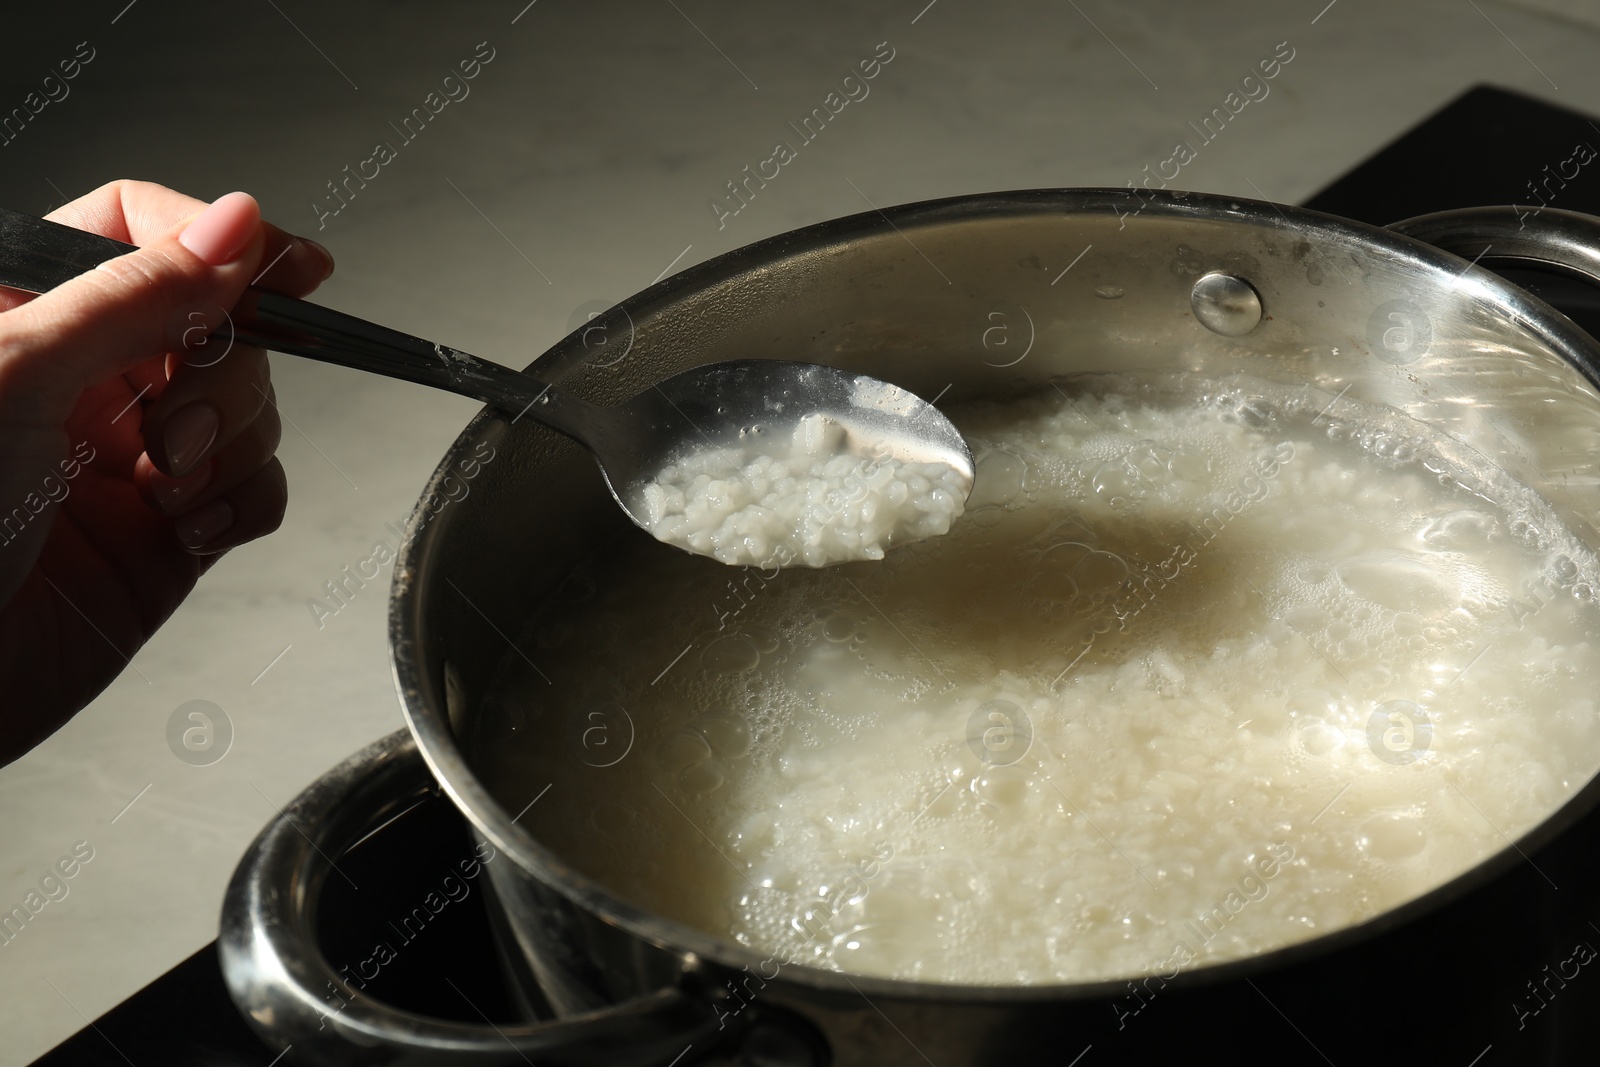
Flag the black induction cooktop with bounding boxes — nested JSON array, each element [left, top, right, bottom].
[[30, 84, 1600, 1067]]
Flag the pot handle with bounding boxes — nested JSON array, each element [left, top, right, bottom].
[[219, 730, 723, 1066], [1387, 205, 1600, 289]]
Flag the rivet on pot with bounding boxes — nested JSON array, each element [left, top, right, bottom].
[[1190, 272, 1263, 337]]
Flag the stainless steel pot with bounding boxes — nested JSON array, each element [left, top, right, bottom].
[[223, 189, 1600, 1065]]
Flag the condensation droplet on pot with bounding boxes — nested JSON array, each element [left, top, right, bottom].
[[702, 633, 761, 673], [1171, 244, 1205, 276]]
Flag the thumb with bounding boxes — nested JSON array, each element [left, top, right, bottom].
[[0, 191, 265, 420]]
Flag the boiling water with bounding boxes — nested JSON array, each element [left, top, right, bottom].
[[471, 375, 1600, 984]]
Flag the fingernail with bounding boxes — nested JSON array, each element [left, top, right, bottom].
[[299, 237, 336, 280], [164, 403, 219, 476], [149, 462, 215, 516], [179, 191, 260, 266], [176, 500, 234, 550]]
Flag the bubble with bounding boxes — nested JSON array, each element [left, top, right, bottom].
[[1284, 603, 1330, 631], [1167, 448, 1211, 482], [657, 730, 712, 772], [1091, 462, 1139, 504], [834, 917, 944, 971], [1093, 285, 1125, 299], [1420, 510, 1495, 551], [679, 760, 725, 794], [1392, 613, 1423, 638], [972, 767, 1030, 807], [970, 452, 1025, 507], [743, 626, 781, 654], [1073, 550, 1131, 598], [1295, 722, 1343, 756], [1128, 444, 1173, 483], [823, 616, 859, 643], [1300, 563, 1333, 585], [1286, 687, 1337, 723], [1022, 566, 1075, 608], [1232, 398, 1273, 429], [703, 634, 761, 673], [697, 713, 753, 758], [1360, 812, 1428, 860], [1339, 554, 1457, 614]]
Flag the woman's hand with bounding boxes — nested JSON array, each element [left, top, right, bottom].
[[0, 180, 333, 764]]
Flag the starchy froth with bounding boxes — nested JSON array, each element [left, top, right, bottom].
[[475, 375, 1600, 984]]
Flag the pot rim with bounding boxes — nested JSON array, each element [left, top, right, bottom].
[[391, 186, 1600, 1003]]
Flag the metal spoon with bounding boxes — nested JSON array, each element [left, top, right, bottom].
[[0, 207, 974, 562]]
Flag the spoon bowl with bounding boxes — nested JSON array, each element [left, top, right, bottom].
[[591, 359, 974, 533]]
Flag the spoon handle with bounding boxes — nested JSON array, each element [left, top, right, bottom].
[[0, 206, 599, 430]]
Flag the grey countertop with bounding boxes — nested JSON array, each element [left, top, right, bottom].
[[2, 0, 1599, 1059]]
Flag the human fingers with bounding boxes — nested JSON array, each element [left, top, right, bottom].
[[0, 191, 265, 428], [0, 180, 333, 314], [170, 455, 288, 555], [140, 344, 272, 478], [45, 179, 332, 296], [135, 390, 281, 518]]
